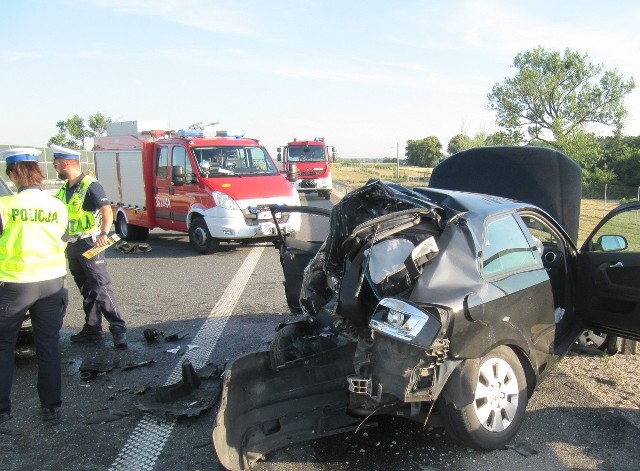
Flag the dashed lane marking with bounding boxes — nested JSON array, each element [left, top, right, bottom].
[[108, 245, 265, 471]]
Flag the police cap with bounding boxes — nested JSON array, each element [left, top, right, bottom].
[[1, 147, 42, 164], [50, 144, 81, 160]]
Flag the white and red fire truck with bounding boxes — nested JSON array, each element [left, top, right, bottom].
[[277, 138, 336, 200], [93, 121, 301, 254]]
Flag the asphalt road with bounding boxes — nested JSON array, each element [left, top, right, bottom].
[[1, 193, 639, 471]]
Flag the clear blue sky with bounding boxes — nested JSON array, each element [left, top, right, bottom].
[[1, 0, 639, 159]]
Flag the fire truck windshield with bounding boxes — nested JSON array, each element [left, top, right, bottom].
[[287, 146, 326, 162], [192, 146, 278, 177]]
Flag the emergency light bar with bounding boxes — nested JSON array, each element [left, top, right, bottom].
[[175, 129, 246, 139], [215, 130, 246, 138]]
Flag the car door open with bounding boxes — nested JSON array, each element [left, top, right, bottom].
[[577, 201, 640, 340]]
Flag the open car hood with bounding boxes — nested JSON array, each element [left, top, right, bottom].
[[429, 146, 582, 243]]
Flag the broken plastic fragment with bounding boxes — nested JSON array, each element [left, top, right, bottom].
[[165, 346, 181, 354], [134, 360, 221, 420], [505, 442, 538, 457], [164, 330, 188, 342]]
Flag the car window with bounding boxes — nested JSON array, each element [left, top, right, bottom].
[[520, 214, 562, 256], [590, 208, 640, 252], [156, 146, 169, 179], [482, 214, 537, 277], [171, 146, 195, 181]]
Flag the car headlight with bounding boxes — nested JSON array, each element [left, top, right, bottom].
[[213, 191, 240, 210], [369, 298, 442, 348]]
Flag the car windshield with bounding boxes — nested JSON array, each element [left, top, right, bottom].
[[192, 146, 278, 176], [287, 146, 326, 162]]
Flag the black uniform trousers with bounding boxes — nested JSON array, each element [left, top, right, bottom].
[[0, 277, 67, 412], [66, 238, 126, 334]]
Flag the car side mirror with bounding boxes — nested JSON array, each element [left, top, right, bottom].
[[277, 147, 282, 162], [597, 234, 628, 252]]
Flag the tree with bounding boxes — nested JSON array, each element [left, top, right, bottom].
[[88, 112, 111, 138], [406, 136, 442, 167], [447, 133, 470, 155], [487, 47, 635, 148], [485, 129, 523, 146], [48, 112, 112, 149]]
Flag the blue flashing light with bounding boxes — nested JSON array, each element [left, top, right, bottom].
[[227, 129, 245, 138], [178, 129, 204, 137], [313, 137, 325, 142]]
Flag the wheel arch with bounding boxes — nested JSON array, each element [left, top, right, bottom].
[[114, 207, 128, 233], [439, 343, 536, 409], [186, 207, 206, 230]]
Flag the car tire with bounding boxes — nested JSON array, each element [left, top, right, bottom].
[[576, 330, 621, 355], [440, 346, 528, 450], [603, 335, 622, 355], [189, 217, 219, 254]]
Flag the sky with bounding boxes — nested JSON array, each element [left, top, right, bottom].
[[1, 0, 639, 159]]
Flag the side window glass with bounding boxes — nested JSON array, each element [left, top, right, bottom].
[[482, 214, 537, 277], [156, 146, 169, 179], [172, 146, 193, 180], [521, 214, 562, 263], [590, 208, 640, 253]]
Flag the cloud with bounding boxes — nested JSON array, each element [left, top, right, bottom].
[[87, 0, 270, 38]]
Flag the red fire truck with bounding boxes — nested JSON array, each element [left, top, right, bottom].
[[93, 121, 301, 254], [277, 138, 336, 200]]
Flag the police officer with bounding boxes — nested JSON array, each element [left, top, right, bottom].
[[51, 145, 127, 348], [0, 148, 68, 423]]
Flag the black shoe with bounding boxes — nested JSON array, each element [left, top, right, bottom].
[[70, 327, 103, 343], [42, 407, 60, 422], [112, 331, 127, 349], [0, 410, 11, 424]]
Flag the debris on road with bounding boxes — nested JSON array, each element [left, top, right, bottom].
[[79, 356, 119, 381], [134, 360, 222, 420], [122, 359, 156, 371]]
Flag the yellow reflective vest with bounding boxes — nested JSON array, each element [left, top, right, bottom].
[[0, 189, 68, 282], [55, 176, 98, 236]]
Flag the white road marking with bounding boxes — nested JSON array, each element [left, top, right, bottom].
[[108, 246, 265, 471]]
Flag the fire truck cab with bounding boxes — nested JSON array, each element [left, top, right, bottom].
[[94, 121, 301, 254], [277, 138, 336, 200]]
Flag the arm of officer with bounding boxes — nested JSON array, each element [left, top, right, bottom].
[[95, 204, 113, 247]]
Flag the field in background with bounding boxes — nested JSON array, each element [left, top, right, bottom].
[[332, 162, 621, 246]]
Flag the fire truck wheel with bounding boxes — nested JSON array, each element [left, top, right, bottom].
[[116, 214, 149, 241], [322, 191, 331, 200], [189, 218, 219, 254]]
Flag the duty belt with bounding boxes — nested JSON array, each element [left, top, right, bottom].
[[68, 233, 97, 243]]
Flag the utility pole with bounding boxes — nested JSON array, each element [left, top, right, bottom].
[[396, 142, 400, 180]]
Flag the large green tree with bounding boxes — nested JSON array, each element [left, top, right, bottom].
[[48, 112, 112, 149], [406, 136, 442, 167], [487, 47, 635, 148]]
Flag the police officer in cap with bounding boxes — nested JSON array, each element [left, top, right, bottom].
[[51, 144, 127, 348], [0, 148, 68, 423]]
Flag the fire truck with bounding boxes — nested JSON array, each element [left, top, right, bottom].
[[277, 138, 336, 200], [93, 121, 301, 254]]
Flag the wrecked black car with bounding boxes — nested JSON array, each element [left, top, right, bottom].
[[213, 146, 640, 470]]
